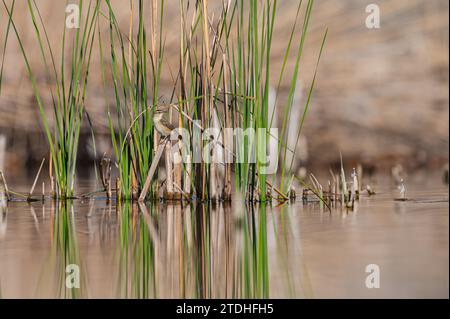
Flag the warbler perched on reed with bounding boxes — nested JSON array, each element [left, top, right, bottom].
[[153, 105, 175, 137]]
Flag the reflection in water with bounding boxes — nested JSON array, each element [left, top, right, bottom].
[[115, 203, 157, 298], [37, 201, 88, 298], [112, 202, 282, 299], [0, 199, 5, 297], [0, 178, 448, 298], [0, 201, 6, 241]]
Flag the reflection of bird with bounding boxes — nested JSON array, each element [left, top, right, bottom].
[[153, 105, 175, 137]]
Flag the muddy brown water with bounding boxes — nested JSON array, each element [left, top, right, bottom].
[[0, 173, 448, 298]]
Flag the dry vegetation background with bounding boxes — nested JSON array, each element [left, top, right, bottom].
[[0, 0, 448, 174]]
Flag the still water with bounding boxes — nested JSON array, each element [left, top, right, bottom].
[[0, 174, 448, 299]]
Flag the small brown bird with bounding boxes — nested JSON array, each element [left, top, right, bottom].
[[153, 105, 175, 137]]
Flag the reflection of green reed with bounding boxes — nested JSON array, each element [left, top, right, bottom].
[[178, 203, 269, 298], [116, 202, 157, 299], [113, 203, 276, 299], [37, 201, 87, 298], [192, 204, 211, 299], [272, 205, 295, 296], [235, 204, 269, 298]]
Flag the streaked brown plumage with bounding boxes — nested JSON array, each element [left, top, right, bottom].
[[153, 105, 175, 137]]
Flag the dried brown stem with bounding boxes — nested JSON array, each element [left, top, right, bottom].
[[28, 158, 45, 200]]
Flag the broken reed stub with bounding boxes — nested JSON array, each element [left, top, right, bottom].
[[0, 171, 10, 202]]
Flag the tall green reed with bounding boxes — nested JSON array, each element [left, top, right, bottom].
[[3, 0, 100, 198], [0, 0, 14, 97]]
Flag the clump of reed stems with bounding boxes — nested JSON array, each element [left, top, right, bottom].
[[135, 0, 327, 202], [297, 158, 370, 211], [3, 0, 100, 199], [94, 0, 323, 202], [100, 0, 164, 201], [3, 0, 327, 203]]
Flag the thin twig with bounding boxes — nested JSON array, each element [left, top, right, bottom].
[[28, 158, 45, 200]]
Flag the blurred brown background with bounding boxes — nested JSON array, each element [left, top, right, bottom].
[[0, 0, 448, 175]]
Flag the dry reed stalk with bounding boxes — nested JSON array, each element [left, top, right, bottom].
[[173, 150, 183, 200], [0, 170, 9, 201], [209, 109, 220, 201], [165, 134, 174, 200], [335, 172, 341, 206], [172, 182, 190, 201], [179, 19, 205, 198], [0, 134, 5, 172], [151, 0, 159, 156], [265, 179, 289, 201], [352, 167, 359, 201], [183, 154, 192, 196], [151, 0, 157, 61], [49, 152, 54, 198], [289, 185, 297, 201], [128, 0, 134, 72], [116, 177, 122, 202], [335, 180, 339, 205], [201, 0, 212, 201], [128, 1, 140, 199], [131, 164, 138, 199], [100, 157, 112, 200], [139, 139, 167, 202], [330, 169, 338, 205], [327, 180, 332, 205], [164, 154, 174, 200], [222, 54, 232, 201], [357, 163, 363, 195], [107, 178, 112, 201], [178, 3, 191, 200], [340, 155, 347, 205], [28, 158, 45, 201]]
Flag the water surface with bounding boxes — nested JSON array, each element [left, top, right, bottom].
[[0, 174, 448, 298]]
